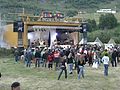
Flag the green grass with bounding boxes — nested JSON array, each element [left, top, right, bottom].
[[0, 58, 120, 90]]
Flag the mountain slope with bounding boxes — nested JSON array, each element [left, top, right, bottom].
[[0, 0, 119, 19]]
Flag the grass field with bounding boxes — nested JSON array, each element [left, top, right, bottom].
[[0, 58, 120, 90]]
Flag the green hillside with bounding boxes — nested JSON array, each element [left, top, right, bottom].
[[88, 23, 120, 43], [0, 0, 120, 20]]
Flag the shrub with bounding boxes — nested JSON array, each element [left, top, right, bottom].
[[0, 48, 14, 58]]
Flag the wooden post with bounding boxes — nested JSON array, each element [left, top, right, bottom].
[[23, 22, 28, 48]]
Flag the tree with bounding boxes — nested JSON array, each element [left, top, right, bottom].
[[87, 19, 97, 32], [66, 10, 77, 17], [99, 13, 117, 30]]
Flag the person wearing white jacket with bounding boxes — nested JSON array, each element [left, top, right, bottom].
[[102, 53, 110, 76]]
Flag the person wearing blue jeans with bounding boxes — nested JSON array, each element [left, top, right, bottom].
[[35, 58, 40, 67], [68, 63, 73, 74], [58, 55, 67, 80], [104, 64, 109, 76], [78, 66, 84, 80], [77, 52, 85, 80], [102, 53, 109, 76], [67, 52, 73, 74]]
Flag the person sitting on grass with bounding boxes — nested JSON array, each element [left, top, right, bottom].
[[11, 82, 20, 90]]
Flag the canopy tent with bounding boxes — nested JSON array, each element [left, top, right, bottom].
[[94, 37, 103, 46], [108, 38, 116, 45], [79, 38, 84, 44], [87, 42, 101, 46], [104, 44, 114, 50], [104, 38, 116, 50]]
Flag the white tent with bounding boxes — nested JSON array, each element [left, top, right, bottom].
[[104, 38, 116, 50], [104, 44, 114, 50], [87, 42, 100, 46], [94, 37, 103, 46], [79, 38, 84, 44], [108, 38, 116, 45]]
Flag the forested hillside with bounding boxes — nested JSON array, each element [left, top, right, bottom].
[[0, 0, 120, 20]]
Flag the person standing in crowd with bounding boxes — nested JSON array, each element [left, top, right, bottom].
[[47, 52, 54, 70], [58, 55, 67, 80], [74, 52, 79, 70], [102, 53, 110, 76], [35, 47, 41, 67], [42, 49, 48, 67], [92, 50, 99, 69], [111, 49, 117, 67], [77, 52, 85, 80], [31, 48, 36, 64], [53, 49, 60, 70], [116, 48, 120, 63], [11, 82, 20, 90], [67, 52, 74, 74], [23, 49, 27, 65], [88, 49, 93, 66], [14, 49, 20, 63], [101, 49, 109, 57], [26, 49, 32, 67]]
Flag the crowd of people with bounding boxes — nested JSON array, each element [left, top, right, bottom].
[[14, 44, 120, 80]]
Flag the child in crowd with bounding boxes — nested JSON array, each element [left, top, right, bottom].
[[47, 53, 54, 70]]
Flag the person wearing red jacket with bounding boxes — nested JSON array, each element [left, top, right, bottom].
[[47, 53, 54, 70], [53, 49, 60, 70]]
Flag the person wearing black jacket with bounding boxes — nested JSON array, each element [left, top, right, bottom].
[[58, 55, 67, 80], [26, 50, 32, 67], [35, 47, 41, 67], [111, 49, 117, 67], [14, 49, 20, 63]]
